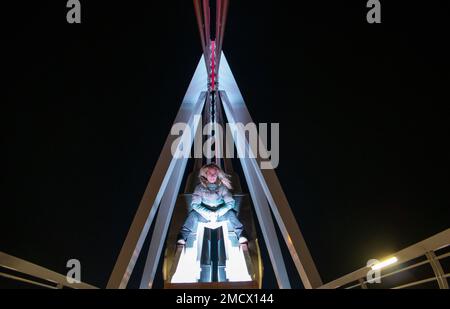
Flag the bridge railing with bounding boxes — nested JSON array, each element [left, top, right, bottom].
[[318, 228, 450, 289], [0, 252, 97, 289], [2, 229, 449, 289]]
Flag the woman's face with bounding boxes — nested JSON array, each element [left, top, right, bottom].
[[206, 167, 218, 184]]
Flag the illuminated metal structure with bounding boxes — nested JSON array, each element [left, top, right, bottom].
[[106, 0, 322, 289], [0, 1, 449, 290]]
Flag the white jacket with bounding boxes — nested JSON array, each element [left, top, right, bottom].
[[191, 183, 235, 217]]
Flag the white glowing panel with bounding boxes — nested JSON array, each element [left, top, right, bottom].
[[171, 221, 251, 283]]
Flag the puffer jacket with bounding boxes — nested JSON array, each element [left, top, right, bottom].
[[191, 183, 235, 218]]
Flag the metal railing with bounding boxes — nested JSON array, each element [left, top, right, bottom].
[[0, 252, 97, 289], [2, 229, 448, 289], [318, 228, 450, 289]]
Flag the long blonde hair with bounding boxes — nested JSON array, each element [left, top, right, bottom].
[[199, 163, 233, 190]]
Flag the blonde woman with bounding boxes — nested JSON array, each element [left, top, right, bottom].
[[177, 163, 248, 245]]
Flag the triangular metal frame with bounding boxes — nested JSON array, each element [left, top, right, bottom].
[[107, 53, 322, 289]]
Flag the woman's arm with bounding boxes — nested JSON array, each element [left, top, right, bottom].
[[216, 186, 235, 217], [191, 185, 213, 219]]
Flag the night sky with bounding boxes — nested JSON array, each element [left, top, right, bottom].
[[2, 1, 449, 289]]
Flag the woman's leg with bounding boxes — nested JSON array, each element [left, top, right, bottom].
[[178, 210, 208, 241], [218, 210, 245, 239]]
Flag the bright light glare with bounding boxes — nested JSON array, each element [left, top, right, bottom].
[[371, 257, 398, 270], [171, 221, 251, 283]]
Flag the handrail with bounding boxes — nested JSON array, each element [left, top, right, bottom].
[[344, 259, 430, 289], [318, 228, 450, 289], [345, 251, 450, 289], [3, 229, 448, 289], [0, 271, 59, 289], [0, 252, 98, 289], [393, 273, 450, 289]]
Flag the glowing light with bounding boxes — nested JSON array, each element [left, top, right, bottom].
[[211, 41, 216, 90], [171, 221, 251, 283], [371, 257, 398, 270]]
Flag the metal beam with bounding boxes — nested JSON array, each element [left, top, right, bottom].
[[221, 92, 291, 288], [0, 252, 97, 289], [193, 0, 209, 70], [426, 251, 449, 289], [203, 93, 213, 164], [218, 53, 323, 288], [215, 0, 222, 48], [216, 0, 229, 69], [319, 228, 450, 289], [202, 0, 211, 45], [139, 117, 200, 288], [106, 57, 207, 289]]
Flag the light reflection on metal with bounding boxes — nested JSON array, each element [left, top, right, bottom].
[[371, 257, 398, 270], [219, 53, 323, 288], [106, 56, 208, 289], [109, 1, 322, 289]]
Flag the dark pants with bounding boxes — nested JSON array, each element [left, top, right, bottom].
[[178, 208, 244, 240]]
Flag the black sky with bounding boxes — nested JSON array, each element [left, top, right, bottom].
[[1, 1, 449, 288]]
